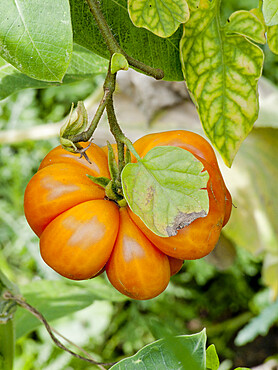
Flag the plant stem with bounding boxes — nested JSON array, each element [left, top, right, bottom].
[[69, 90, 107, 142], [86, 0, 122, 55], [70, 65, 116, 143], [106, 96, 126, 183], [3, 292, 115, 368], [85, 0, 164, 79]]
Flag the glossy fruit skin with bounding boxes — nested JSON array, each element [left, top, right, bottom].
[[24, 163, 105, 237], [39, 143, 110, 175], [40, 200, 120, 280], [106, 208, 170, 300]]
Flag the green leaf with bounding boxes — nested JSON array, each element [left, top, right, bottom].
[[235, 296, 278, 346], [111, 53, 129, 74], [180, 0, 264, 166], [0, 0, 73, 82], [122, 146, 209, 237], [263, 0, 278, 26], [226, 10, 266, 44], [87, 175, 110, 189], [267, 25, 278, 54], [70, 0, 184, 81], [206, 344, 219, 370], [0, 45, 108, 100], [15, 278, 127, 339], [110, 330, 207, 370], [66, 44, 108, 77], [128, 0, 189, 38]]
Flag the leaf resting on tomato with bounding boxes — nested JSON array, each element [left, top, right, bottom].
[[121, 146, 209, 238]]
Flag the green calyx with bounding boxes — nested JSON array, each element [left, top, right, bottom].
[[105, 181, 126, 205], [87, 142, 130, 207], [88, 176, 127, 206]]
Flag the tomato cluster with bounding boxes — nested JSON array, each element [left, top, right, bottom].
[[24, 130, 231, 300]]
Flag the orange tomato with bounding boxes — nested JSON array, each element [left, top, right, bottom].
[[24, 163, 105, 237], [106, 207, 170, 300], [40, 200, 119, 280], [24, 131, 231, 299], [39, 142, 109, 176]]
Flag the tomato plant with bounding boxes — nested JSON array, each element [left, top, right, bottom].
[[1, 0, 277, 367]]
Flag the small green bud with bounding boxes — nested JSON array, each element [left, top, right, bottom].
[[111, 53, 129, 74]]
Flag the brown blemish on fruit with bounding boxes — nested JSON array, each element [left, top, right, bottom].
[[166, 210, 207, 237]]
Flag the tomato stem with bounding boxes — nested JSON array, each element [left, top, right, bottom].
[[106, 96, 125, 184]]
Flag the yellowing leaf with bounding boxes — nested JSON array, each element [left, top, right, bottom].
[[187, 0, 200, 11], [128, 0, 189, 38], [180, 0, 264, 166], [226, 10, 266, 44], [267, 25, 278, 54], [206, 345, 220, 370]]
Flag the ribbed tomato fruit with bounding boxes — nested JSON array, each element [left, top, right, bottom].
[[24, 131, 231, 299]]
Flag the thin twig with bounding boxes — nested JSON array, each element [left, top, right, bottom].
[[51, 327, 107, 370], [3, 291, 115, 368]]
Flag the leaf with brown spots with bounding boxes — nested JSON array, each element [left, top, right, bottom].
[[121, 146, 209, 237]]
